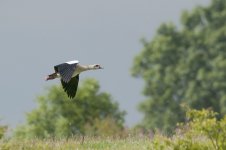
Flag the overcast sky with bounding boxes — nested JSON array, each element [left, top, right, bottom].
[[0, 0, 210, 129]]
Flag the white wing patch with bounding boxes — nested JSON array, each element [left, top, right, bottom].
[[66, 60, 79, 64]]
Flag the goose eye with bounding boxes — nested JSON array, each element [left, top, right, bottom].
[[95, 65, 99, 67]]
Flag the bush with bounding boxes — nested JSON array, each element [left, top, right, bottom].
[[0, 125, 7, 139], [151, 108, 226, 150]]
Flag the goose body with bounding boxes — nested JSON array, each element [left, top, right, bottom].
[[45, 60, 103, 98]]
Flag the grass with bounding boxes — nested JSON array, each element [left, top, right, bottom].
[[0, 134, 216, 150], [1, 109, 221, 150], [0, 136, 153, 150]]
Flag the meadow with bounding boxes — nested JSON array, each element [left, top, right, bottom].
[[0, 136, 153, 150], [0, 108, 224, 150], [0, 134, 215, 150]]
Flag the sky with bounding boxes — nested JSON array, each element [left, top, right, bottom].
[[0, 0, 210, 129]]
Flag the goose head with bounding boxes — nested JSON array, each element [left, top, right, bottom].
[[89, 64, 104, 70]]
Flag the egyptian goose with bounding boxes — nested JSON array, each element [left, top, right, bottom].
[[45, 60, 103, 98]]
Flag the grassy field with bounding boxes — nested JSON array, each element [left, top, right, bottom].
[[1, 109, 223, 150], [0, 135, 215, 150], [0, 136, 153, 150]]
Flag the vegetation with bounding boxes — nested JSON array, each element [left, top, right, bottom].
[[0, 124, 7, 140], [2, 0, 226, 149], [14, 78, 126, 138], [1, 109, 226, 150], [0, 136, 152, 150], [131, 0, 226, 133], [150, 108, 226, 150]]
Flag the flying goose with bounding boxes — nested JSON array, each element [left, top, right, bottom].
[[45, 60, 103, 98]]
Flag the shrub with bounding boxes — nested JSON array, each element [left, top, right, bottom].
[[0, 125, 7, 139], [151, 108, 226, 150]]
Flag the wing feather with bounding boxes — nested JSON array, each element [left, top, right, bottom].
[[61, 75, 79, 98]]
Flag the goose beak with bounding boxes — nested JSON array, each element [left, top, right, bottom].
[[100, 66, 104, 69]]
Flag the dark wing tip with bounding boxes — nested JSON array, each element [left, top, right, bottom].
[[61, 75, 79, 99]]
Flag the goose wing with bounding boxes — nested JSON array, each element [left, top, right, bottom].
[[54, 62, 78, 83], [61, 75, 79, 99]]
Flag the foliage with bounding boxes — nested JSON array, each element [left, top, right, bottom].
[[2, 109, 226, 150], [183, 108, 226, 150], [0, 124, 7, 140], [14, 78, 125, 138], [131, 0, 226, 132], [151, 108, 226, 150]]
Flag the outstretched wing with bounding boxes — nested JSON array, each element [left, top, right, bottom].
[[54, 63, 78, 83], [61, 75, 79, 99]]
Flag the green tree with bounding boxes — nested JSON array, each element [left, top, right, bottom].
[[132, 0, 226, 133], [14, 78, 125, 138]]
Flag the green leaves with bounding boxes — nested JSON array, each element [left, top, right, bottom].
[[148, 109, 226, 150], [0, 125, 7, 140], [132, 0, 226, 133], [183, 109, 226, 150]]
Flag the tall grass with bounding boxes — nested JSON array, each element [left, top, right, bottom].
[[0, 133, 216, 150], [1, 109, 224, 150], [0, 136, 153, 150]]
